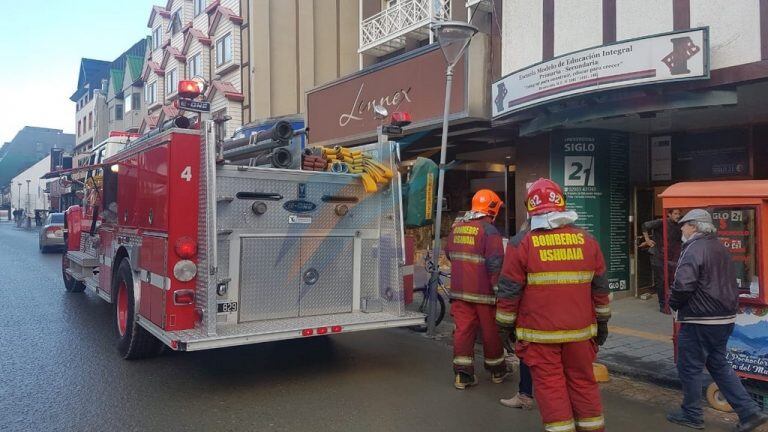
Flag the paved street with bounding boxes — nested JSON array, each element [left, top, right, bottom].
[[0, 222, 737, 432]]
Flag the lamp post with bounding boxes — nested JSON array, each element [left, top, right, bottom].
[[26, 179, 31, 213], [17, 183, 22, 211], [426, 21, 478, 337]]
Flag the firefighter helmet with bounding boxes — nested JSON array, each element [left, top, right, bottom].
[[471, 189, 503, 218], [526, 178, 566, 216]]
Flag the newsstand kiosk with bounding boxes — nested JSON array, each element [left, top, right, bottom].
[[661, 181, 768, 412]]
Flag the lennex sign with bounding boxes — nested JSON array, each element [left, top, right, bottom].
[[339, 84, 413, 127], [307, 46, 467, 146], [492, 28, 709, 118]]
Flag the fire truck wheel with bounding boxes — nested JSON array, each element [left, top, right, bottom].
[[114, 260, 162, 360], [706, 382, 734, 413], [62, 253, 85, 293]]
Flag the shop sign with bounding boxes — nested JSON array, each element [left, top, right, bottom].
[[306, 47, 466, 146], [493, 28, 709, 118], [727, 307, 768, 379], [550, 130, 630, 292], [672, 130, 750, 180]]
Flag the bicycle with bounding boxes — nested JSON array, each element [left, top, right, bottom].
[[408, 254, 448, 332]]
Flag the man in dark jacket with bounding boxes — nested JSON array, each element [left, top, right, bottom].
[[642, 208, 682, 312], [667, 209, 768, 431]]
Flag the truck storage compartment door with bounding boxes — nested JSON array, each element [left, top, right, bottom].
[[300, 237, 354, 317], [239, 237, 300, 322]]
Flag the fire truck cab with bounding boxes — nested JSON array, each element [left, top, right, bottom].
[[61, 113, 423, 359]]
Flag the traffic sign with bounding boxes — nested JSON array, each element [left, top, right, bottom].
[[177, 98, 211, 112]]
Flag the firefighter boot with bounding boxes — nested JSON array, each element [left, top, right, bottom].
[[454, 372, 478, 390]]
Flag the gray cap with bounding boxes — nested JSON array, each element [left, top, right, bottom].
[[679, 208, 713, 225]]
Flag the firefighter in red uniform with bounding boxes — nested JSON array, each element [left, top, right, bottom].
[[445, 189, 508, 389], [496, 179, 610, 432]]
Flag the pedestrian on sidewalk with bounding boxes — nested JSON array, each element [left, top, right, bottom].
[[641, 208, 682, 313], [500, 218, 536, 411], [444, 189, 508, 389], [496, 178, 611, 432], [667, 209, 768, 432]]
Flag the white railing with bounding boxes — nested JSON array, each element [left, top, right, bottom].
[[359, 0, 451, 54]]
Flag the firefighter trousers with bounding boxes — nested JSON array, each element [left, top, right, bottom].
[[450, 300, 506, 376], [517, 340, 604, 432]]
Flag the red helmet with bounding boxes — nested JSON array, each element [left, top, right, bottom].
[[526, 178, 566, 216], [471, 189, 503, 218]]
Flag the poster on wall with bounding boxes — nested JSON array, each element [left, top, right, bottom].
[[550, 130, 630, 292], [726, 307, 768, 379]]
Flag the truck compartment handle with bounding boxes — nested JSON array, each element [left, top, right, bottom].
[[321, 195, 359, 203], [235, 192, 283, 201]]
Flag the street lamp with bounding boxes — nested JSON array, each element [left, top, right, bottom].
[[26, 179, 31, 213], [17, 182, 22, 211], [426, 21, 478, 336]]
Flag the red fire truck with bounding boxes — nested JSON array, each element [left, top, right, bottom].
[[57, 81, 423, 359]]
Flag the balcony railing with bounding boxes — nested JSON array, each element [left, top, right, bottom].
[[359, 0, 451, 56]]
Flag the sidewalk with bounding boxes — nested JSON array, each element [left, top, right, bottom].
[[599, 296, 680, 387]]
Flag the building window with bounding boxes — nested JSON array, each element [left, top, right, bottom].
[[166, 68, 178, 94], [194, 0, 205, 16], [125, 92, 142, 112], [187, 53, 201, 79], [77, 120, 81, 137], [153, 27, 162, 50], [169, 10, 182, 34], [116, 105, 123, 121], [216, 33, 233, 66], [145, 81, 157, 105]]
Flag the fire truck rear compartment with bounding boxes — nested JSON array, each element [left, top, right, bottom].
[[153, 155, 423, 349]]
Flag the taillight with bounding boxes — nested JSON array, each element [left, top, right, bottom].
[[331, 326, 343, 333], [301, 329, 314, 337], [317, 327, 328, 335], [173, 289, 195, 305], [175, 237, 197, 259]]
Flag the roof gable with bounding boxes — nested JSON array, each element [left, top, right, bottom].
[[124, 55, 145, 84], [206, 80, 244, 102], [109, 69, 125, 98], [71, 58, 110, 101], [209, 6, 243, 36], [182, 28, 212, 55], [141, 60, 165, 81], [148, 5, 171, 28]]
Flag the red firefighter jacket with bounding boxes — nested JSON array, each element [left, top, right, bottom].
[[495, 225, 611, 343], [444, 216, 504, 305]]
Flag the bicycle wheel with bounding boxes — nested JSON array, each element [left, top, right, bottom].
[[408, 286, 446, 332]]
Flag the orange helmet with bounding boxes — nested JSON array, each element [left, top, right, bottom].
[[526, 178, 566, 216], [471, 189, 503, 218]]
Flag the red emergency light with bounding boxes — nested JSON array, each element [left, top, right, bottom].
[[390, 112, 412, 127], [178, 80, 203, 99], [175, 237, 198, 259]]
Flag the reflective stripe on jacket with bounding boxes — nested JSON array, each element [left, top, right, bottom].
[[444, 217, 504, 305], [495, 225, 611, 343]]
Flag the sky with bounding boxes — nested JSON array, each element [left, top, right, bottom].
[[0, 0, 160, 144]]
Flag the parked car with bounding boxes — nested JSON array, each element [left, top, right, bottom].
[[39, 212, 65, 253]]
